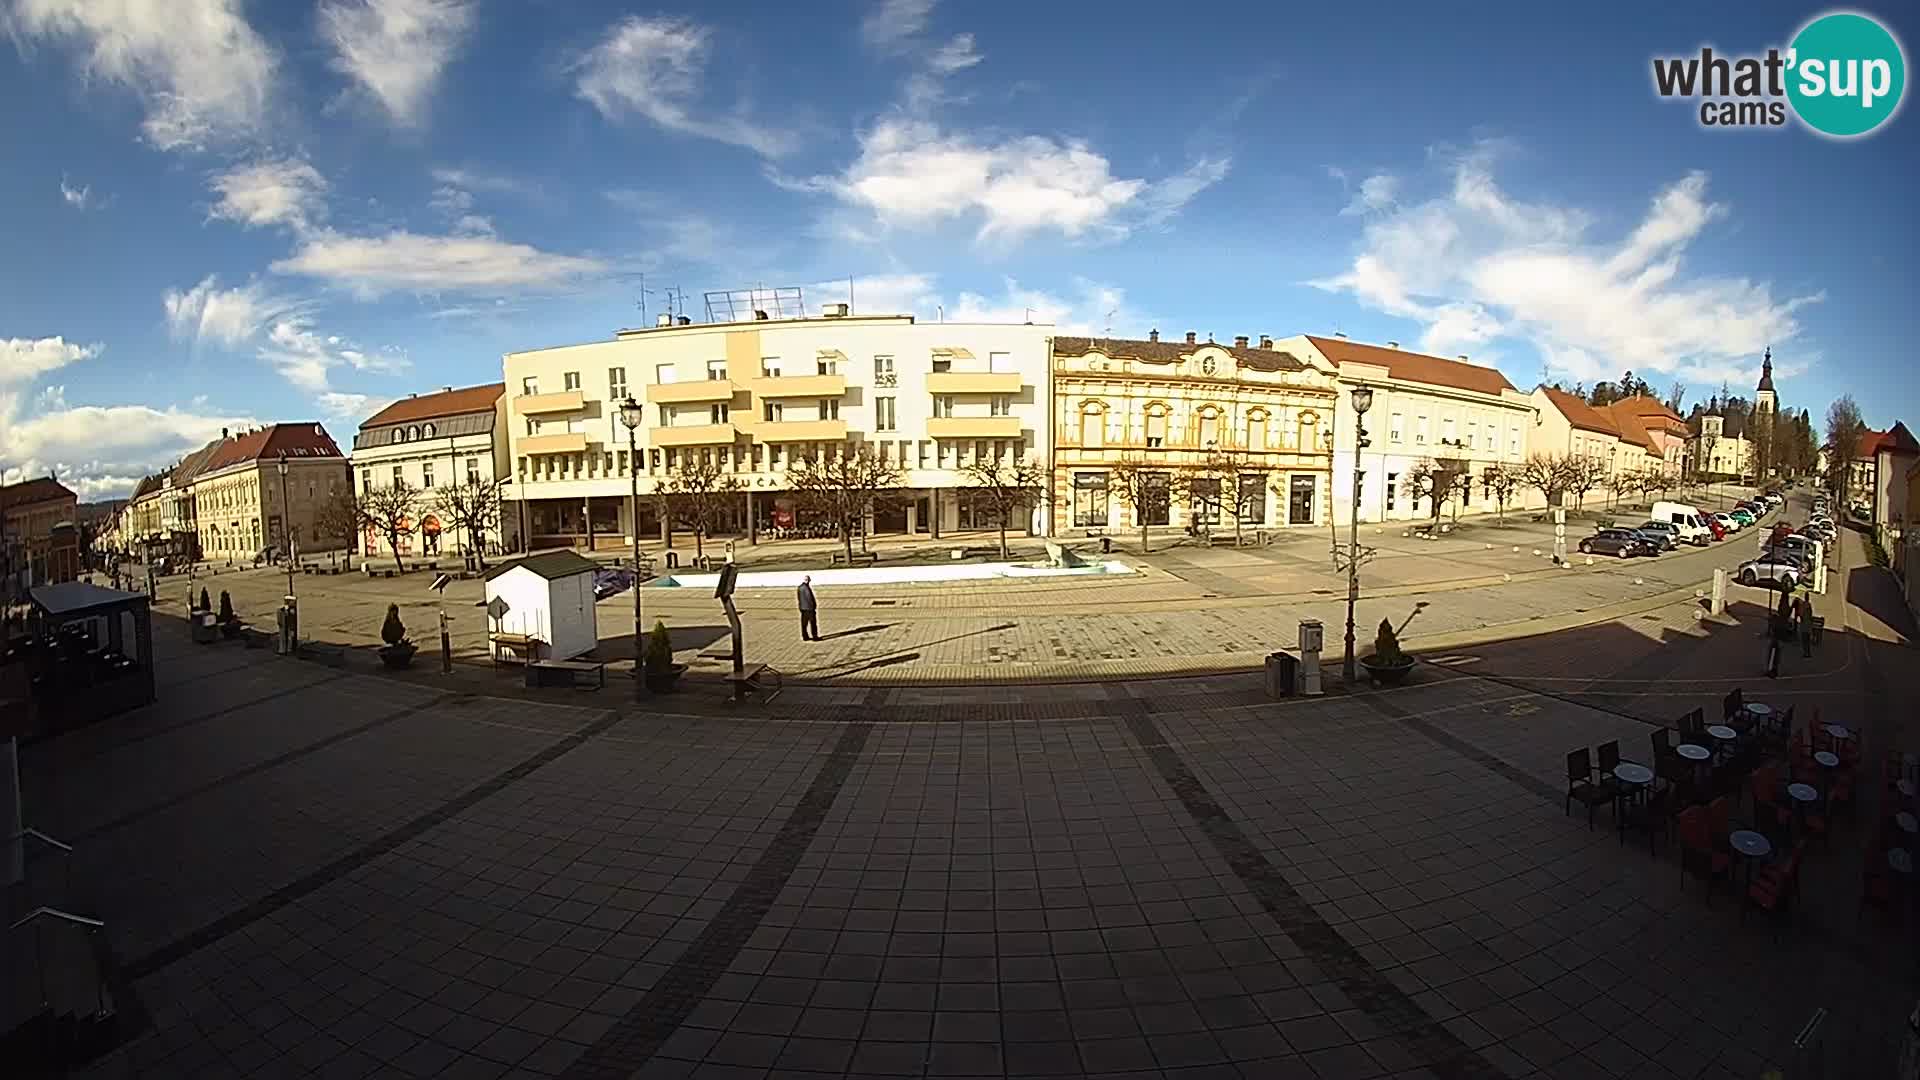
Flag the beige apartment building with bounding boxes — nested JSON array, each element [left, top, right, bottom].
[[351, 383, 516, 560], [189, 424, 351, 561], [1050, 332, 1339, 534], [501, 309, 1054, 548]]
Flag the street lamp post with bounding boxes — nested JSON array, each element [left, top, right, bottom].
[[1343, 385, 1374, 685], [619, 397, 646, 698], [277, 452, 296, 599]]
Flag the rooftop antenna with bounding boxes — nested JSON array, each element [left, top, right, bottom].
[[634, 271, 657, 325], [1024, 307, 1035, 324], [1105, 309, 1117, 338]]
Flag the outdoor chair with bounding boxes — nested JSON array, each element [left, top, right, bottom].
[[1677, 807, 1730, 902], [1565, 749, 1613, 830], [1708, 795, 1734, 851], [1651, 727, 1672, 767], [1750, 767, 1793, 839], [1746, 840, 1806, 933], [1598, 739, 1623, 777], [1722, 688, 1744, 725]]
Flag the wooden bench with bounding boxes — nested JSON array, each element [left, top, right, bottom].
[[527, 658, 605, 690], [829, 551, 879, 566], [723, 662, 782, 702]]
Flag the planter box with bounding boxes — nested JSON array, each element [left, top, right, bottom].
[[1360, 658, 1415, 686]]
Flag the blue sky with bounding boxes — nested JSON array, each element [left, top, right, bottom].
[[2, 0, 1915, 499]]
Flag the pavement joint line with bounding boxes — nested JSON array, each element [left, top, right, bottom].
[[39, 666, 355, 767], [122, 706, 625, 982], [558, 718, 875, 1080], [68, 691, 468, 844], [1357, 690, 1563, 804], [1109, 689, 1507, 1080]]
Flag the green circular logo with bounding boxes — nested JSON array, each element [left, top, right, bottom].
[[1787, 12, 1906, 137]]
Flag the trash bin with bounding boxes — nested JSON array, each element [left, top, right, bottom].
[[1101, 536, 1112, 554], [1264, 651, 1297, 698]]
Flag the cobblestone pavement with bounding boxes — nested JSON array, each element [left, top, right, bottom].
[[153, 491, 1776, 685], [17, 488, 1912, 1080]]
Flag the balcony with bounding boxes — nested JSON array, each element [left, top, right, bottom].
[[650, 423, 738, 448], [749, 374, 847, 398], [927, 416, 1023, 439], [927, 371, 1023, 395], [646, 380, 736, 405], [516, 390, 586, 414], [755, 419, 848, 443], [521, 432, 590, 455]]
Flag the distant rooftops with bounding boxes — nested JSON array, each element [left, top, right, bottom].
[[1304, 335, 1517, 397], [361, 383, 505, 428]]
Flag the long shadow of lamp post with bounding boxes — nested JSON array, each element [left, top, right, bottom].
[[1340, 384, 1376, 684], [619, 396, 645, 699]]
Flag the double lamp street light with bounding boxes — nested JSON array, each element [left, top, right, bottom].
[[619, 396, 646, 699], [1342, 384, 1374, 686]]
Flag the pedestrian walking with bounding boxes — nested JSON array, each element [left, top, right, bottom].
[[797, 575, 819, 641], [1793, 591, 1815, 658]]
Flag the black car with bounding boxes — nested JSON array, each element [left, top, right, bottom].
[[1579, 528, 1650, 557]]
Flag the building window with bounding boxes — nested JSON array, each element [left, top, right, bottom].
[[1145, 404, 1167, 448], [609, 367, 627, 400], [407, 424, 420, 441], [1465, 421, 1476, 448], [1289, 475, 1316, 524], [763, 400, 784, 423], [875, 397, 896, 431], [1415, 416, 1429, 444], [1138, 472, 1170, 526], [707, 359, 727, 381], [522, 376, 537, 395], [1386, 473, 1397, 512], [761, 357, 781, 378], [360, 467, 371, 492], [526, 417, 538, 436], [815, 355, 838, 375], [1299, 412, 1320, 452], [422, 462, 435, 489], [559, 371, 579, 392], [710, 403, 730, 424], [1080, 403, 1105, 448], [918, 441, 930, 467], [466, 457, 480, 484], [874, 355, 895, 386], [1239, 474, 1267, 524], [392, 465, 403, 488], [989, 351, 1012, 372], [1190, 478, 1221, 524], [933, 395, 954, 418], [1072, 472, 1109, 528], [818, 398, 839, 421], [1247, 411, 1269, 449], [657, 404, 670, 427], [1442, 417, 1457, 445], [990, 395, 1010, 417], [1198, 407, 1220, 448], [932, 355, 952, 373], [423, 423, 436, 438], [1390, 413, 1404, 443], [655, 363, 675, 384]]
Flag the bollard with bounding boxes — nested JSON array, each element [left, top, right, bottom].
[[1711, 568, 1727, 616], [440, 610, 453, 674]]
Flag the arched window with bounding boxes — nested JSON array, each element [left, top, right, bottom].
[[1298, 411, 1320, 451], [1198, 406, 1220, 449], [1247, 409, 1269, 449], [423, 423, 436, 438], [1079, 401, 1106, 448], [1144, 403, 1169, 448], [407, 425, 421, 441]]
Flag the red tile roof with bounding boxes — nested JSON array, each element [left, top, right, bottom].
[[1859, 422, 1919, 460], [0, 476, 76, 512], [201, 423, 345, 474], [1608, 395, 1684, 425], [1304, 336, 1516, 396], [1540, 387, 1620, 436], [360, 383, 505, 428]]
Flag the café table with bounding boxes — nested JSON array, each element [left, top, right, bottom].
[[1730, 829, 1772, 891], [1897, 811, 1918, 837]]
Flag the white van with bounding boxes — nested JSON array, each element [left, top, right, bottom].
[[1650, 501, 1713, 546]]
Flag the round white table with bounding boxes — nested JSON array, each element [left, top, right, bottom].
[[1822, 723, 1852, 741], [1707, 725, 1738, 741], [1613, 762, 1654, 786], [1730, 830, 1772, 858], [1677, 744, 1711, 761], [1897, 812, 1918, 835], [1787, 783, 1819, 803], [1900, 779, 1917, 799], [1745, 703, 1775, 718], [1891, 848, 1914, 876], [1814, 751, 1840, 768]]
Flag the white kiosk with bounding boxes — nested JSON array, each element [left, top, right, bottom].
[[481, 551, 600, 661]]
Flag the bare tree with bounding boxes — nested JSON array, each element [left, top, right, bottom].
[[1479, 464, 1520, 523], [357, 478, 419, 574], [1567, 455, 1608, 511], [957, 452, 1047, 558], [434, 477, 504, 570], [657, 455, 742, 560], [1403, 456, 1468, 530], [1665, 379, 1687, 414], [1179, 451, 1266, 547], [1518, 452, 1577, 508], [787, 445, 904, 564], [1823, 396, 1867, 505], [313, 487, 361, 570], [1605, 469, 1635, 510], [1108, 456, 1172, 553]]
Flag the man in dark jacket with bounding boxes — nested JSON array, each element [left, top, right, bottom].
[[797, 575, 819, 641]]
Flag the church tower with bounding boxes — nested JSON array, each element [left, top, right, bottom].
[[1755, 347, 1777, 416]]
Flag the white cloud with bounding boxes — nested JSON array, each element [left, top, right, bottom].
[[272, 229, 608, 298], [810, 273, 939, 318], [162, 275, 302, 347], [208, 158, 327, 230], [0, 403, 254, 500], [429, 167, 535, 198], [318, 391, 389, 421], [1312, 145, 1821, 385], [258, 316, 408, 401], [319, 0, 473, 127], [861, 0, 935, 51], [572, 15, 796, 158], [807, 273, 1142, 336], [1339, 173, 1397, 217], [59, 175, 96, 210], [6, 0, 275, 150], [807, 117, 1225, 246], [0, 336, 100, 383]]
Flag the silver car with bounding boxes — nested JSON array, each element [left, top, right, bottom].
[[1736, 554, 1803, 590]]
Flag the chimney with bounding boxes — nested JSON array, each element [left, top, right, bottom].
[[1386, 341, 1400, 348], [656, 312, 674, 327], [408, 392, 417, 399], [1259, 335, 1272, 349], [1184, 331, 1196, 344], [1333, 331, 1348, 339], [1148, 329, 1159, 342], [752, 309, 770, 320], [677, 315, 691, 325], [1233, 335, 1249, 348], [442, 386, 452, 393], [221, 427, 229, 439], [1457, 354, 1469, 362]]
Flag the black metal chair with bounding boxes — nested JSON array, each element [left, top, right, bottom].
[[1565, 749, 1613, 829]]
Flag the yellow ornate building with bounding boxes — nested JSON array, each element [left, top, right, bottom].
[[1050, 332, 1339, 534]]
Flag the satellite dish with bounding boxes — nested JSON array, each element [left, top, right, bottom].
[[429, 573, 452, 593]]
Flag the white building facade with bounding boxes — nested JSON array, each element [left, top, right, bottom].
[[501, 311, 1053, 548], [351, 383, 516, 560], [1276, 335, 1538, 523]]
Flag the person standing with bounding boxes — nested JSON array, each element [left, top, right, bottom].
[[797, 574, 819, 641], [1793, 590, 1815, 658]]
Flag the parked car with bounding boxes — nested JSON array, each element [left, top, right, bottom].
[[1703, 516, 1728, 540], [1736, 554, 1803, 589], [1713, 511, 1742, 532], [1762, 534, 1819, 563], [1650, 501, 1714, 545], [1579, 528, 1652, 558], [1633, 522, 1680, 551], [1801, 522, 1836, 543], [1729, 508, 1756, 527]]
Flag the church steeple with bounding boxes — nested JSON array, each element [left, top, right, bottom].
[[1755, 346, 1776, 414]]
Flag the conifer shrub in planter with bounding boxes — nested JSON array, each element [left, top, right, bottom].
[[1360, 617, 1415, 685], [218, 591, 240, 638], [642, 619, 685, 693], [378, 603, 417, 669]]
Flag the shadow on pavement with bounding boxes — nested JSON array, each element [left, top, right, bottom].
[[1844, 565, 1914, 643]]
